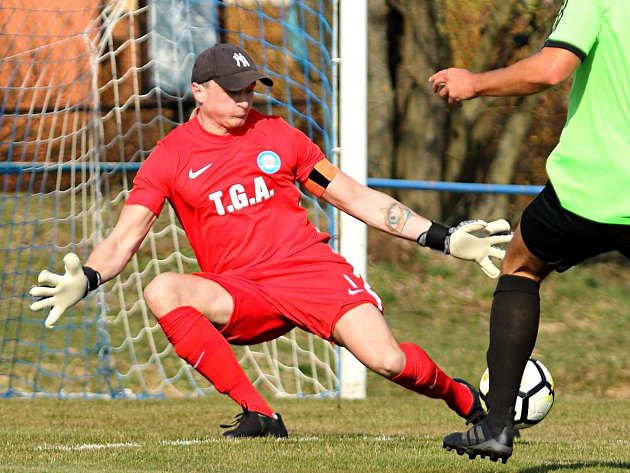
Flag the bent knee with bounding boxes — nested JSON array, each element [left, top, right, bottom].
[[144, 272, 189, 317], [370, 349, 405, 378], [144, 273, 180, 304], [143, 273, 233, 323]]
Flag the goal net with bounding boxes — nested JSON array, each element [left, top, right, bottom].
[[0, 0, 342, 399]]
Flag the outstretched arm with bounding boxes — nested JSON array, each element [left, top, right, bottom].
[[321, 169, 512, 277], [30, 205, 157, 327], [429, 47, 581, 105], [84, 205, 157, 283], [322, 169, 431, 240]]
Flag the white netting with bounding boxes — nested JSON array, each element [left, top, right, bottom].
[[0, 0, 339, 399]]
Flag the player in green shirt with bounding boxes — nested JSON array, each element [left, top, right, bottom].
[[429, 0, 630, 464]]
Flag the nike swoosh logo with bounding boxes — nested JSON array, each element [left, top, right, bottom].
[[188, 163, 213, 179], [348, 288, 365, 296]]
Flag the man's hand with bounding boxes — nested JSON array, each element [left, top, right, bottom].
[[447, 219, 512, 278], [29, 253, 89, 328], [418, 219, 513, 278], [429, 68, 478, 106]]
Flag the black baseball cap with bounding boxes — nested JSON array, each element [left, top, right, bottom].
[[191, 43, 273, 91]]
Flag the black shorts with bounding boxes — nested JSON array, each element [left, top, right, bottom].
[[520, 182, 630, 272]]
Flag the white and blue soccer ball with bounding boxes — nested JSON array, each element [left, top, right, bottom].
[[479, 356, 555, 430]]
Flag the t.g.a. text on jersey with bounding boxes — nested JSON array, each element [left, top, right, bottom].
[[208, 175, 275, 216]]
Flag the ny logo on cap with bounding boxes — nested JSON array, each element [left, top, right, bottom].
[[233, 52, 250, 68]]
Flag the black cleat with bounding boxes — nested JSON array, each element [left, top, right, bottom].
[[221, 409, 288, 438], [454, 378, 485, 425], [443, 418, 515, 464]]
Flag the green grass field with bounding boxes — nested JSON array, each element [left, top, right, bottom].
[[1, 396, 629, 472], [1, 241, 629, 472]]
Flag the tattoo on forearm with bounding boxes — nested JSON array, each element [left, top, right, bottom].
[[383, 202, 412, 234]]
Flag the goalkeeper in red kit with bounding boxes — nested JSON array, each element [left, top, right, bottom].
[[29, 43, 511, 438]]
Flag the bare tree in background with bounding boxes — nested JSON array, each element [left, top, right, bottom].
[[368, 0, 451, 218], [368, 0, 565, 222]]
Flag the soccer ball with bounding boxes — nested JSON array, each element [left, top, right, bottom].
[[479, 356, 555, 430]]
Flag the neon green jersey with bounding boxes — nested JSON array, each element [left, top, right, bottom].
[[544, 0, 630, 224]]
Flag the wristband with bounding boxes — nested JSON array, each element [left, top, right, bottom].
[[82, 266, 102, 296], [417, 222, 450, 252]]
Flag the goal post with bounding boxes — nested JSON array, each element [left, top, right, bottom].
[[337, 0, 368, 399], [0, 0, 367, 400]]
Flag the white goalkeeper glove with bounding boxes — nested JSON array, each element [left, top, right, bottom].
[[418, 219, 512, 278], [29, 253, 101, 328]]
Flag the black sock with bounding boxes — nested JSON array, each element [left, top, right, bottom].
[[486, 275, 540, 434]]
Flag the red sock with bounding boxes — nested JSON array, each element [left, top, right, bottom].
[[390, 343, 472, 417], [158, 306, 274, 417]]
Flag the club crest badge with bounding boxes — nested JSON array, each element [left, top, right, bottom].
[[257, 150, 281, 174]]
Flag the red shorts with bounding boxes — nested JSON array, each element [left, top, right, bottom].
[[194, 244, 382, 345]]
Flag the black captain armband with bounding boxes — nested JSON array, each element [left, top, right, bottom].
[[82, 266, 102, 296], [417, 221, 450, 252]]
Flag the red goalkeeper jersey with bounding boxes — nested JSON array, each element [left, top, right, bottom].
[[126, 110, 330, 273]]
